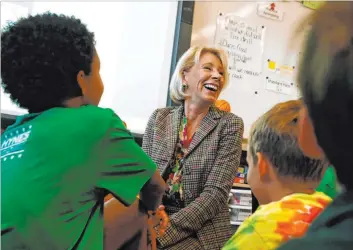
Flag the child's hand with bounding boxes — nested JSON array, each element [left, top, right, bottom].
[[148, 205, 169, 236], [147, 205, 169, 250], [156, 205, 169, 236]]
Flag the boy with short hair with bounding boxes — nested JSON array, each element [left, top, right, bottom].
[[223, 100, 331, 250]]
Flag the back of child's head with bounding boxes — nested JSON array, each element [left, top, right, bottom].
[[247, 100, 328, 203], [1, 12, 96, 113], [294, 2, 353, 190]]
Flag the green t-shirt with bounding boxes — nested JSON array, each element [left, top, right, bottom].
[[1, 105, 157, 249]]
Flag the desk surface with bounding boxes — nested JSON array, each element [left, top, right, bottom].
[[233, 183, 250, 188]]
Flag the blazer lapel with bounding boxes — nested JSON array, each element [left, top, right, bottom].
[[162, 105, 184, 173], [187, 106, 221, 157]]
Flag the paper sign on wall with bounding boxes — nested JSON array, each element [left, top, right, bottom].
[[257, 3, 284, 21], [265, 76, 298, 96], [215, 14, 266, 82]]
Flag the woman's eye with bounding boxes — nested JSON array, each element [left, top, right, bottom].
[[204, 67, 211, 70]]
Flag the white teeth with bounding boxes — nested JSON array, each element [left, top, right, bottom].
[[205, 84, 218, 91]]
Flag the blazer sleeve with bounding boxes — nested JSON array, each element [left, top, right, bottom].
[[142, 109, 159, 157], [158, 114, 244, 248], [140, 109, 166, 210]]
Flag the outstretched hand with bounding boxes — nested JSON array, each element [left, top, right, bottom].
[[148, 205, 169, 249], [148, 205, 169, 236], [155, 205, 169, 236]]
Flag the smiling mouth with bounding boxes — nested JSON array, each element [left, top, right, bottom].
[[204, 84, 218, 92]]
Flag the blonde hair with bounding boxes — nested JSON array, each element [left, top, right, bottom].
[[169, 46, 229, 104]]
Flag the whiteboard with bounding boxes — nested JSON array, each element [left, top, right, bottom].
[[191, 1, 312, 138], [1, 2, 31, 116], [2, 2, 178, 134]]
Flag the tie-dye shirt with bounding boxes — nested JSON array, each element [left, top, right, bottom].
[[223, 192, 332, 250]]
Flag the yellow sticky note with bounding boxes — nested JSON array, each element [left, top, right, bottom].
[[268, 60, 276, 70]]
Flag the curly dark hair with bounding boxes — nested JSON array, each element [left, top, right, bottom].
[[1, 12, 96, 113]]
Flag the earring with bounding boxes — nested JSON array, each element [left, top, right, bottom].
[[182, 83, 188, 90]]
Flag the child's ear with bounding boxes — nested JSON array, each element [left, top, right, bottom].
[[77, 70, 87, 95], [256, 152, 270, 179]]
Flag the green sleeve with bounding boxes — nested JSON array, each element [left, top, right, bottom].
[[96, 115, 157, 206]]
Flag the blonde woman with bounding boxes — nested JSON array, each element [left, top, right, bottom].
[[143, 46, 244, 249]]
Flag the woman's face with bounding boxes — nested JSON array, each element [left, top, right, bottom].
[[183, 52, 225, 105]]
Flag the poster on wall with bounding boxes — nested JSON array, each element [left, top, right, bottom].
[[257, 3, 284, 22], [214, 14, 266, 85], [265, 50, 301, 98], [264, 76, 299, 97]]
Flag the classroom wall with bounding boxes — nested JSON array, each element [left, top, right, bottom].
[[1, 2, 178, 134], [191, 1, 312, 138], [192, 1, 311, 47]]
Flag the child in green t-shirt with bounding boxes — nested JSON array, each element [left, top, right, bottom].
[[1, 13, 165, 250]]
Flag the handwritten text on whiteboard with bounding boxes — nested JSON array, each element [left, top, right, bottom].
[[215, 15, 266, 82]]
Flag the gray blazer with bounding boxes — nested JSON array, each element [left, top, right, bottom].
[[142, 105, 244, 250]]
